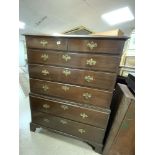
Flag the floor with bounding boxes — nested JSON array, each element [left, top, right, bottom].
[[19, 66, 100, 155]]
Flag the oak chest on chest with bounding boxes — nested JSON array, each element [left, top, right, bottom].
[[25, 35, 127, 154]]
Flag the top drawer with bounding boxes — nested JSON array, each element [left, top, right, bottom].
[[25, 36, 67, 50], [68, 39, 125, 55]]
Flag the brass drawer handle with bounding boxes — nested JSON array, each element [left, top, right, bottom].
[[41, 54, 48, 61], [83, 93, 92, 100], [86, 58, 96, 66], [60, 120, 67, 124], [41, 69, 49, 76], [62, 69, 71, 76], [87, 41, 97, 50], [61, 105, 69, 110], [42, 104, 50, 109], [40, 40, 48, 47], [80, 113, 88, 119], [62, 85, 70, 91], [62, 54, 71, 62], [43, 118, 50, 123], [84, 75, 93, 82], [78, 129, 86, 134], [42, 84, 49, 91]]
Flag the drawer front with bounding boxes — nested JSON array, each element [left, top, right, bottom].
[[25, 36, 67, 50], [68, 39, 125, 54], [27, 50, 120, 72], [29, 64, 116, 91], [30, 79, 112, 108], [32, 111, 105, 143], [30, 95, 110, 128]]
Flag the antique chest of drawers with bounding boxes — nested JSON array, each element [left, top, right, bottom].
[[25, 35, 127, 154]]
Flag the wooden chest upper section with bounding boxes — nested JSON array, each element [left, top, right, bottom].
[[25, 35, 128, 109], [25, 35, 128, 55]]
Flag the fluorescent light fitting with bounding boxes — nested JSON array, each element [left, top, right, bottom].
[[19, 21, 25, 29], [53, 32, 61, 35], [101, 7, 134, 25]]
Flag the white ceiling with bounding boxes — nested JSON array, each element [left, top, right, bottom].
[[19, 0, 135, 36]]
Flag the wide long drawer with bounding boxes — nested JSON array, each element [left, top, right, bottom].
[[25, 36, 67, 50], [68, 38, 125, 55], [30, 95, 110, 128], [29, 64, 116, 90], [31, 111, 105, 143], [30, 78, 112, 108], [27, 50, 120, 72]]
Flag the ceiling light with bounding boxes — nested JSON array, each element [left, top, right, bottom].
[[52, 32, 61, 35], [19, 21, 25, 29], [101, 7, 134, 25]]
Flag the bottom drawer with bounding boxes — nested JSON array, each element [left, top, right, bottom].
[[32, 111, 105, 143]]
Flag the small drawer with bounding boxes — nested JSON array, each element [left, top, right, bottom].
[[68, 38, 125, 55], [29, 64, 116, 91], [30, 78, 112, 108], [27, 50, 120, 73], [31, 111, 105, 143], [25, 36, 67, 50], [30, 95, 110, 128]]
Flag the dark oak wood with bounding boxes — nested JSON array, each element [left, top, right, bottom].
[[30, 95, 110, 128], [31, 111, 105, 143], [29, 64, 117, 90], [25, 36, 67, 50], [93, 144, 103, 154], [25, 35, 127, 154], [30, 122, 37, 132], [25, 34, 128, 40], [103, 83, 135, 155], [27, 49, 120, 73], [68, 38, 125, 55], [30, 78, 112, 108]]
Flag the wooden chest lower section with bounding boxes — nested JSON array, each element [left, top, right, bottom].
[[31, 111, 105, 143], [30, 94, 110, 128]]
